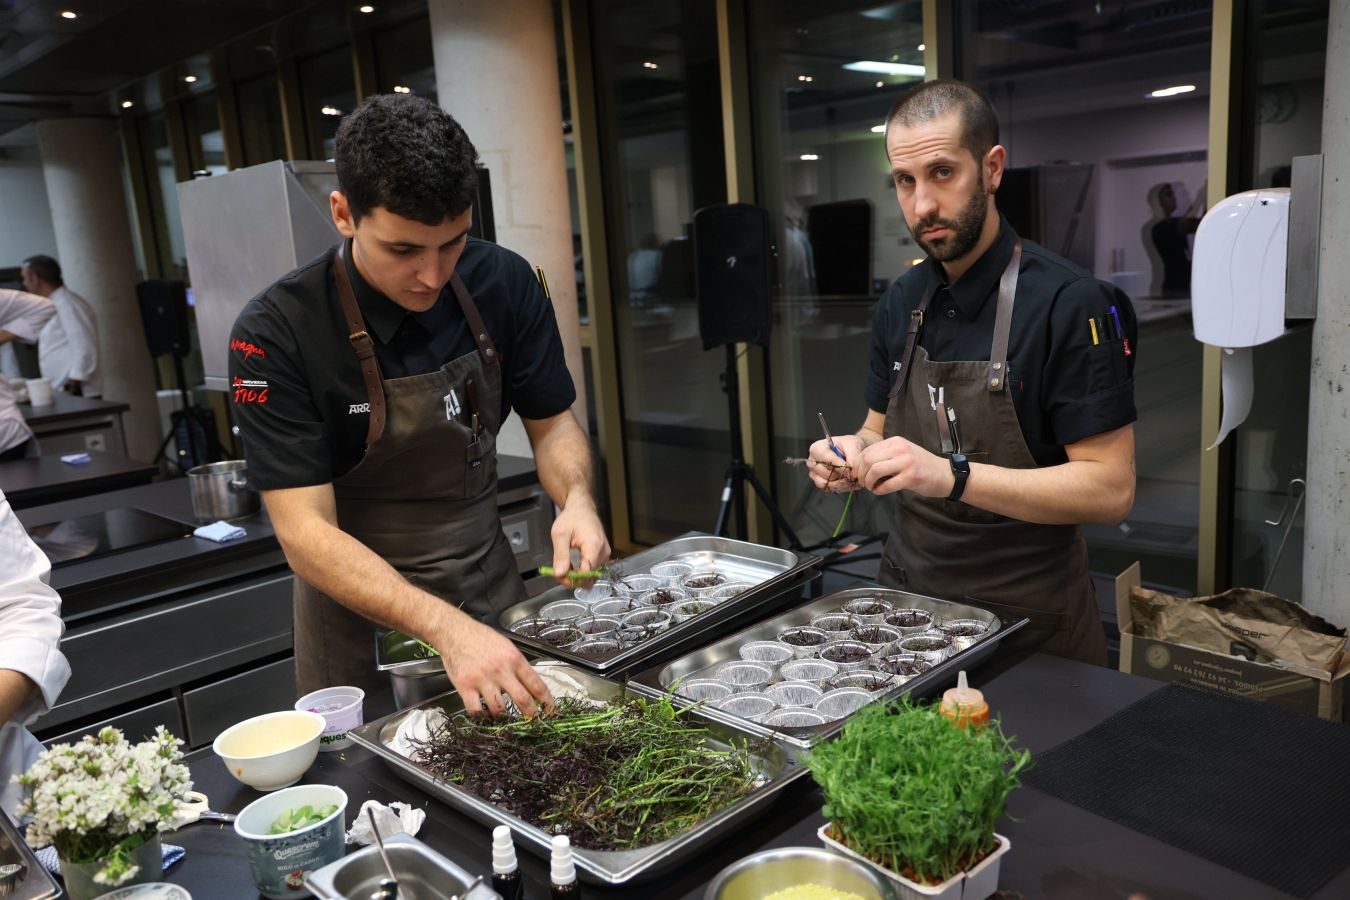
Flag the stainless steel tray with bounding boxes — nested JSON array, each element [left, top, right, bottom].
[[497, 534, 818, 674], [0, 806, 61, 900], [346, 661, 808, 885], [630, 583, 1028, 748]]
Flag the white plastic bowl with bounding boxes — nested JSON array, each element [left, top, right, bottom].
[[294, 686, 365, 753], [213, 710, 325, 791]]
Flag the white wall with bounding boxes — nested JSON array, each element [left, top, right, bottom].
[[0, 149, 59, 267]]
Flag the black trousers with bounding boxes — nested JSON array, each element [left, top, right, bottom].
[[0, 439, 32, 462]]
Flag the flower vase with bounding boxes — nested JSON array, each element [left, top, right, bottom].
[[59, 834, 163, 900]]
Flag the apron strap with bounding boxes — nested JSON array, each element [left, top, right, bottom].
[[449, 273, 500, 367], [333, 241, 387, 447], [987, 239, 1022, 392], [888, 281, 937, 400]]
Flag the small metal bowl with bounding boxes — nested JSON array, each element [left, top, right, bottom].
[[540, 599, 588, 623], [819, 639, 876, 673], [613, 574, 664, 600], [593, 597, 641, 618], [827, 671, 895, 694], [573, 580, 615, 604], [810, 612, 860, 638], [766, 680, 824, 708], [713, 660, 774, 692], [841, 596, 894, 624], [673, 678, 734, 703], [572, 637, 621, 658], [538, 624, 583, 649], [708, 581, 756, 602], [762, 707, 827, 728], [670, 598, 716, 623], [778, 658, 840, 686], [898, 630, 953, 665], [650, 560, 694, 587], [815, 688, 874, 720], [703, 845, 892, 900], [777, 626, 830, 658], [509, 616, 550, 639], [714, 691, 776, 722], [639, 587, 690, 609], [849, 623, 902, 656], [681, 572, 728, 595], [883, 607, 936, 635], [939, 617, 991, 652], [573, 614, 621, 637], [738, 640, 795, 667], [872, 652, 934, 683]]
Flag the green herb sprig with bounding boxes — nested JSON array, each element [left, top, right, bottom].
[[804, 698, 1030, 886], [267, 804, 338, 835]]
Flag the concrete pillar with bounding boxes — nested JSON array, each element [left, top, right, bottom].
[[427, 0, 583, 458], [36, 118, 161, 462], [1302, 3, 1350, 621]]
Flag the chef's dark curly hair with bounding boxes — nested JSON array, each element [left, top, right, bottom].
[[886, 79, 999, 165], [335, 94, 479, 226]]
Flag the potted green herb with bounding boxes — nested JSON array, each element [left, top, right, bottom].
[[805, 698, 1030, 900]]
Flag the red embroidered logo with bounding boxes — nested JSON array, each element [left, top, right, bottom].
[[230, 338, 266, 361], [232, 376, 269, 404]]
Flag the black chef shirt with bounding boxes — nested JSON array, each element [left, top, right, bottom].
[[229, 237, 576, 490], [866, 217, 1137, 467]]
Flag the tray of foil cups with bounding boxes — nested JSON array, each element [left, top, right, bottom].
[[628, 583, 1027, 747], [344, 661, 808, 885], [497, 533, 819, 675]]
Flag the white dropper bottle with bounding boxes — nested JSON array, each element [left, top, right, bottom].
[[550, 834, 580, 900], [491, 825, 522, 900]]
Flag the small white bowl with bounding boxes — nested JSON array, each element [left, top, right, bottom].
[[213, 710, 325, 791], [294, 686, 364, 753]]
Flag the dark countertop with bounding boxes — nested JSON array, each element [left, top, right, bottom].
[[0, 450, 158, 510], [162, 654, 1346, 900], [19, 394, 130, 424]]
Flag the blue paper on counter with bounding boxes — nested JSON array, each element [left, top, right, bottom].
[[193, 521, 246, 543], [36, 842, 185, 876], [59, 453, 92, 465]]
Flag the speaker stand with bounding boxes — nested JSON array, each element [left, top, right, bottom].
[[712, 344, 803, 549], [152, 350, 220, 473]]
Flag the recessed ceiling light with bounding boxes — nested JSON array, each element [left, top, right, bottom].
[[1149, 84, 1196, 98], [844, 61, 926, 76], [358, 4, 375, 12], [183, 75, 198, 83], [642, 61, 658, 69], [870, 124, 886, 133], [121, 100, 134, 109], [797, 74, 813, 83], [876, 81, 884, 88], [917, 43, 926, 52], [799, 153, 819, 161], [59, 10, 78, 19], [321, 105, 343, 116]]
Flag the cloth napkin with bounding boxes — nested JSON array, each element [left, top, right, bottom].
[[36, 842, 185, 876], [59, 453, 92, 465], [192, 521, 246, 543]]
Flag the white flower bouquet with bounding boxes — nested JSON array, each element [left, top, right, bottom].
[[13, 726, 192, 886]]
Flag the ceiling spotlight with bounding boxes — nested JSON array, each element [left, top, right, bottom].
[[358, 4, 375, 12], [876, 81, 884, 88], [800, 153, 819, 161], [183, 75, 198, 83], [59, 10, 78, 19], [642, 61, 658, 69], [121, 100, 134, 109], [917, 43, 926, 52], [321, 105, 343, 116], [393, 85, 411, 94], [1149, 84, 1197, 98], [870, 124, 886, 133], [797, 74, 814, 83]]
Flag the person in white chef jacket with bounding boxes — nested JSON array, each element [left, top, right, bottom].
[[0, 289, 56, 461], [0, 487, 71, 820], [21, 256, 101, 397]]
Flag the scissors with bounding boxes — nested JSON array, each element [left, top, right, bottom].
[[174, 790, 236, 828]]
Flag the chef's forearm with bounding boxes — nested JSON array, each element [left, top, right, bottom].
[[526, 411, 596, 512], [0, 669, 35, 727], [962, 458, 1134, 526]]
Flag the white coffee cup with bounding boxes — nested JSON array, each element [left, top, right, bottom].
[[26, 377, 53, 406]]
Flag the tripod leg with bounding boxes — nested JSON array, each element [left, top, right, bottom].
[[713, 468, 737, 537], [741, 465, 805, 549]]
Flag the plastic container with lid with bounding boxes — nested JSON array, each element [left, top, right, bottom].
[[938, 670, 989, 730]]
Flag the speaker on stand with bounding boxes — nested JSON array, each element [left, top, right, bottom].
[[137, 280, 220, 473], [692, 202, 801, 549]]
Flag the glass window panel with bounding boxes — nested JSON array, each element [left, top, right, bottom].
[[137, 113, 187, 280], [591, 0, 727, 544], [299, 47, 357, 161], [955, 1, 1214, 593], [184, 91, 228, 176], [751, 0, 926, 546], [236, 74, 287, 166], [373, 15, 438, 103]]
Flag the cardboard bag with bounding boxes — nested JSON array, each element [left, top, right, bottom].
[[1130, 586, 1346, 678]]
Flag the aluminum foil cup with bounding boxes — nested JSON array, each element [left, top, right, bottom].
[[777, 626, 830, 658], [509, 616, 550, 639], [593, 597, 640, 618], [708, 581, 756, 602], [649, 560, 694, 587], [540, 599, 588, 623], [572, 637, 621, 657], [766, 680, 825, 707], [738, 640, 795, 667], [713, 660, 774, 692], [779, 658, 840, 686], [819, 639, 876, 673], [849, 623, 902, 657], [763, 707, 827, 728], [939, 618, 991, 652], [841, 596, 894, 624], [573, 580, 616, 604], [883, 607, 936, 635], [898, 631, 953, 665], [670, 598, 716, 623], [620, 607, 672, 633], [827, 671, 894, 694], [538, 624, 583, 650], [574, 614, 621, 637], [872, 652, 934, 684], [714, 691, 776, 722], [810, 612, 860, 638], [614, 574, 664, 601], [673, 678, 733, 703], [680, 572, 728, 595], [815, 688, 874, 720], [616, 624, 657, 647], [638, 587, 690, 609]]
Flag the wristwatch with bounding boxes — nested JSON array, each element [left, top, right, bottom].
[[947, 452, 970, 502]]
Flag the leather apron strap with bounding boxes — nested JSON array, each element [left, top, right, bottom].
[[333, 242, 387, 447]]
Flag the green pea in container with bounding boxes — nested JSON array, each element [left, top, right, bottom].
[[234, 783, 348, 898]]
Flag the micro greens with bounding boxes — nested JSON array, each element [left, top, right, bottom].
[[805, 697, 1030, 886]]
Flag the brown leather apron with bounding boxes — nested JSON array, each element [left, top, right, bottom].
[[291, 243, 526, 696], [878, 239, 1107, 666]]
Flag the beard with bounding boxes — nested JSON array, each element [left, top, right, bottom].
[[910, 173, 989, 262]]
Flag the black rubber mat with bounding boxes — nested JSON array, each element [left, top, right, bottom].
[[1023, 683, 1350, 898]]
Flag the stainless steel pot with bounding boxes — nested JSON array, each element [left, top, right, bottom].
[[187, 460, 259, 522]]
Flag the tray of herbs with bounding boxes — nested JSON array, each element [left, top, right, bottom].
[[629, 584, 1027, 748], [496, 534, 820, 675], [345, 661, 809, 885]]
